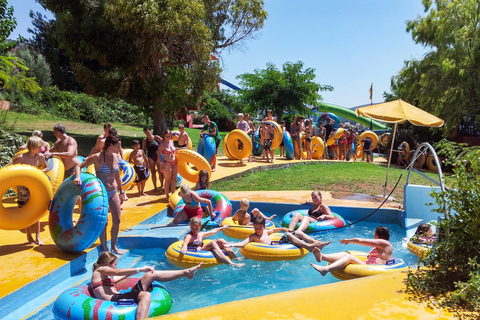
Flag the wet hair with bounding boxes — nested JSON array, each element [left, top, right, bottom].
[[415, 223, 431, 236], [32, 130, 43, 138], [311, 190, 322, 198], [104, 134, 121, 151], [53, 123, 66, 134], [189, 217, 202, 226], [180, 184, 191, 195], [252, 216, 265, 226], [374, 226, 390, 241], [104, 123, 112, 130], [108, 128, 117, 136], [240, 198, 249, 209], [198, 169, 210, 188], [27, 136, 44, 150], [132, 140, 140, 146], [92, 251, 117, 271], [162, 130, 172, 139], [143, 126, 151, 132]]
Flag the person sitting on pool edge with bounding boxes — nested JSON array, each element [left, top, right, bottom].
[[232, 198, 277, 226], [287, 191, 335, 242], [231, 217, 331, 252], [168, 184, 215, 225], [91, 251, 202, 320], [310, 225, 393, 276], [182, 217, 245, 267]]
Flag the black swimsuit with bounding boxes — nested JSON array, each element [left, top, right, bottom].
[[146, 138, 160, 162], [308, 206, 325, 219]]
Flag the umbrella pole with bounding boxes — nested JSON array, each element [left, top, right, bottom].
[[383, 123, 398, 198]]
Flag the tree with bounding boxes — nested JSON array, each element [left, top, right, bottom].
[[39, 0, 267, 134], [237, 61, 332, 122], [407, 140, 480, 313], [0, 0, 20, 54], [389, 0, 480, 132], [10, 45, 51, 88]]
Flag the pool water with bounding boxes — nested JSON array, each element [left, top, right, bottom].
[[124, 217, 417, 314]]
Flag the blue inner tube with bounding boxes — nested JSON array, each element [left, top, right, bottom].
[[283, 131, 294, 160], [281, 209, 346, 233], [252, 130, 263, 156], [53, 278, 172, 320], [49, 173, 108, 253], [197, 136, 216, 164]]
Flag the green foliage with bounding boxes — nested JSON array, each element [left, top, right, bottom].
[[0, 115, 25, 168], [10, 45, 51, 88], [0, 55, 41, 93], [200, 97, 233, 130], [407, 140, 480, 312], [389, 0, 480, 132], [0, 0, 21, 53], [237, 61, 332, 122]]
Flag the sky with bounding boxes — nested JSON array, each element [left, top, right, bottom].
[[9, 0, 429, 109]]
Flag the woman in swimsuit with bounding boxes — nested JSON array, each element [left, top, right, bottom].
[[91, 252, 202, 320], [181, 217, 244, 267], [304, 119, 313, 160], [287, 191, 335, 244], [290, 115, 301, 160], [310, 226, 393, 276], [142, 126, 163, 192], [74, 135, 125, 255], [169, 184, 215, 225], [158, 130, 177, 201]]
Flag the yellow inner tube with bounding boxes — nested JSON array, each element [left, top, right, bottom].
[[0, 164, 53, 230], [175, 149, 212, 183], [45, 156, 65, 195], [220, 217, 275, 239], [169, 188, 182, 209], [426, 154, 438, 171], [407, 240, 430, 258], [399, 141, 410, 160], [261, 121, 283, 150], [239, 233, 309, 261], [327, 128, 344, 146], [225, 129, 253, 160], [166, 240, 229, 268], [311, 136, 324, 159], [222, 133, 236, 160], [357, 131, 379, 149]]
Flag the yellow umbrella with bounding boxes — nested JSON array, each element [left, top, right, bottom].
[[355, 99, 444, 197]]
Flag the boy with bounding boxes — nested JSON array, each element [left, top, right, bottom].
[[259, 121, 274, 162], [232, 217, 331, 252], [177, 124, 190, 149], [362, 136, 373, 163], [12, 136, 50, 245], [129, 140, 148, 196], [232, 198, 277, 226]]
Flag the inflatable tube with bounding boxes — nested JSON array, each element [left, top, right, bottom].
[[330, 250, 409, 281], [311, 136, 325, 159], [252, 130, 263, 156], [327, 128, 344, 146], [239, 233, 309, 261], [407, 240, 432, 258], [122, 148, 134, 161], [49, 173, 108, 253], [220, 217, 275, 239], [175, 149, 212, 183], [281, 210, 346, 233], [300, 133, 308, 159], [320, 113, 340, 130], [45, 156, 65, 194], [175, 173, 183, 188], [173, 189, 232, 228], [358, 131, 379, 150], [166, 239, 230, 268], [283, 131, 294, 160], [169, 188, 182, 209], [171, 130, 180, 141], [225, 129, 253, 160], [119, 159, 135, 191], [261, 121, 283, 150], [53, 278, 172, 320], [426, 154, 438, 171], [197, 135, 216, 164], [0, 165, 53, 230], [380, 133, 392, 147], [222, 133, 236, 160], [77, 155, 95, 176], [317, 103, 389, 130]]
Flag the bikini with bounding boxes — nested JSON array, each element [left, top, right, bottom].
[[96, 152, 119, 200], [308, 206, 325, 219], [183, 193, 203, 219], [365, 247, 384, 265], [161, 142, 176, 166], [91, 277, 116, 290], [187, 233, 204, 248]]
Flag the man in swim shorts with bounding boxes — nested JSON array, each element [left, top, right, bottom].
[[201, 114, 221, 171], [44, 124, 80, 179]]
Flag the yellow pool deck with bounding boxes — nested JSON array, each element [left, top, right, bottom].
[[0, 155, 453, 319]]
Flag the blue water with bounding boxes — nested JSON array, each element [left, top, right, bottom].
[[122, 216, 416, 314]]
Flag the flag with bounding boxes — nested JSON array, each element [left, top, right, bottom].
[[369, 83, 373, 100]]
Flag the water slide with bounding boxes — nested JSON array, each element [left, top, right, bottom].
[[316, 103, 388, 130]]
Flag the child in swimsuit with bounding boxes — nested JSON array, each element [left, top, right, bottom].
[[11, 136, 50, 245], [181, 217, 244, 267], [260, 121, 274, 162], [310, 226, 393, 276], [177, 124, 190, 149], [158, 130, 177, 201], [290, 115, 301, 160], [231, 198, 277, 226], [91, 252, 201, 320], [129, 140, 148, 197], [169, 184, 215, 225], [413, 223, 435, 244], [304, 119, 313, 160], [194, 169, 211, 217]]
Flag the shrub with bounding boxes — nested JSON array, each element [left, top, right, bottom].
[[200, 98, 234, 131]]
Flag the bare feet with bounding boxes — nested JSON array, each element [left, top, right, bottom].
[[310, 263, 329, 276], [141, 192, 148, 196], [313, 247, 323, 262], [230, 262, 245, 267], [313, 240, 331, 250], [112, 247, 124, 255], [186, 262, 203, 279], [37, 239, 45, 246], [211, 168, 216, 172]]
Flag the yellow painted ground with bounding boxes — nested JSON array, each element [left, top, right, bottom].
[[0, 154, 454, 319]]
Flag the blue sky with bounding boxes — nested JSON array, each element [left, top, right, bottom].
[[9, 0, 428, 108]]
